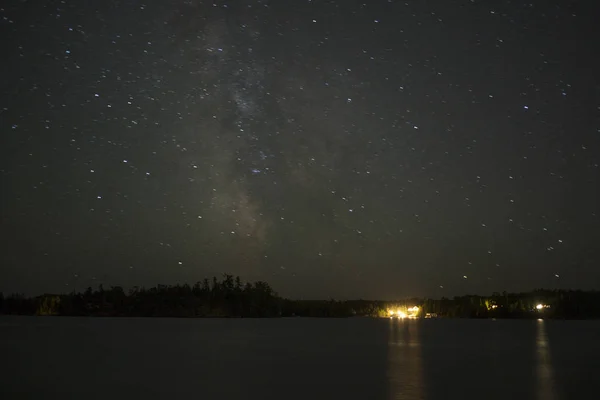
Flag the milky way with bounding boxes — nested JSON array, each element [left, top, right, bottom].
[[1, 0, 598, 299]]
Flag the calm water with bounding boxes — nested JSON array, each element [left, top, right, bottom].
[[1, 317, 599, 399]]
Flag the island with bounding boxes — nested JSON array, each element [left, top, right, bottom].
[[2, 275, 599, 319]]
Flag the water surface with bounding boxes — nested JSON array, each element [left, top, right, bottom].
[[1, 316, 598, 399]]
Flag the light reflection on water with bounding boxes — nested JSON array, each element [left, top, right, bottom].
[[536, 319, 556, 400], [387, 319, 424, 400], [385, 319, 570, 400]]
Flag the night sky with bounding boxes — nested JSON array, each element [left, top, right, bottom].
[[1, 0, 598, 300]]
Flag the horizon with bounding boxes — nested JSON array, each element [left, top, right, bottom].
[[2, 275, 596, 302]]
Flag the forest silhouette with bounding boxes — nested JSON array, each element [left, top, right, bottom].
[[1, 274, 600, 319]]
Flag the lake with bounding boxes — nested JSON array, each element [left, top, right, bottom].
[[0, 316, 598, 399]]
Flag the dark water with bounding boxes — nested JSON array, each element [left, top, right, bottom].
[[1, 317, 599, 399]]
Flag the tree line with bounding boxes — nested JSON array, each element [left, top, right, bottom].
[[420, 289, 600, 319], [1, 277, 599, 319], [0, 275, 280, 318]]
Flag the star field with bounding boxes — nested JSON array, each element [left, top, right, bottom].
[[1, 0, 599, 299]]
